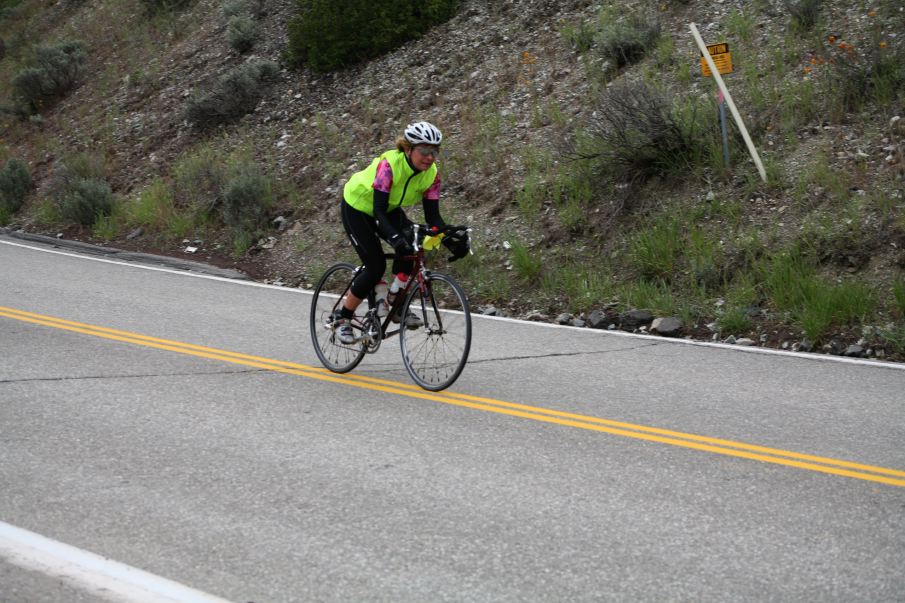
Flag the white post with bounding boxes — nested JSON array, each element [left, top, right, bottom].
[[690, 23, 767, 183]]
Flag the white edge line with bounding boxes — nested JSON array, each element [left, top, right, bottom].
[[0, 521, 234, 603], [3, 238, 903, 372]]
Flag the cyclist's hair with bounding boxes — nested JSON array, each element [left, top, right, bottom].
[[396, 136, 413, 153]]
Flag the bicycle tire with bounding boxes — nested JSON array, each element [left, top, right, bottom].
[[400, 272, 471, 391], [310, 263, 367, 373]]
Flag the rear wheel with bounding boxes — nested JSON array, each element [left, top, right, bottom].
[[400, 273, 471, 391], [310, 263, 367, 373]]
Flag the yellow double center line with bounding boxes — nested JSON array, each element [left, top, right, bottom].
[[3, 305, 904, 488]]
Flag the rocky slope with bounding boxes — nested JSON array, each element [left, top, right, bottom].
[[2, 0, 904, 361]]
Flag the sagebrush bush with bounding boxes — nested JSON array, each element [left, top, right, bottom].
[[287, 0, 459, 72], [595, 16, 660, 68], [11, 41, 86, 113], [1, 0, 23, 16], [785, 0, 821, 32], [227, 16, 258, 53], [184, 60, 279, 127], [221, 0, 255, 17], [45, 155, 114, 226], [173, 145, 227, 210], [139, 0, 192, 13], [0, 158, 33, 216], [576, 80, 715, 185], [58, 178, 114, 226], [221, 162, 272, 229]]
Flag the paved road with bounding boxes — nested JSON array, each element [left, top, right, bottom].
[[1, 235, 904, 602]]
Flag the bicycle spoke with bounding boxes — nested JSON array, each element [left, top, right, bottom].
[[310, 263, 367, 373], [400, 273, 471, 391]]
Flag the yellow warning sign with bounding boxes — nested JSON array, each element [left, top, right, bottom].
[[700, 42, 733, 76]]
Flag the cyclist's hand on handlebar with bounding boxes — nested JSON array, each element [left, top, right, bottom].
[[442, 224, 470, 240], [443, 235, 470, 262], [389, 233, 414, 256]]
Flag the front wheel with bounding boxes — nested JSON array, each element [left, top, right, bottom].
[[400, 273, 471, 391], [310, 263, 367, 373]]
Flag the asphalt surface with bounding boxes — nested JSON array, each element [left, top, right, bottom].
[[1, 234, 904, 602]]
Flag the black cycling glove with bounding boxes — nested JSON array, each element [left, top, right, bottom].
[[389, 233, 414, 256], [443, 235, 470, 262]]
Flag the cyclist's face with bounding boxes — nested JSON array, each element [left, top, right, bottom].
[[409, 145, 439, 170]]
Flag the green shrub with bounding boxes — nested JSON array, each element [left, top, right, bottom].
[[11, 41, 86, 113], [576, 80, 715, 185], [560, 20, 596, 53], [184, 60, 279, 128], [221, 0, 255, 17], [173, 145, 227, 210], [1, 0, 24, 17], [0, 157, 32, 216], [595, 15, 660, 68], [785, 0, 821, 32], [220, 162, 272, 229], [287, 0, 459, 72], [227, 16, 258, 53], [58, 178, 114, 226], [139, 0, 193, 13]]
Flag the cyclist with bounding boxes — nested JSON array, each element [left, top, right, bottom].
[[333, 121, 469, 344]]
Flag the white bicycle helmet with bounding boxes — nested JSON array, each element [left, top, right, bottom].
[[404, 121, 443, 146]]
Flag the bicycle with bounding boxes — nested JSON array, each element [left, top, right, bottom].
[[309, 225, 472, 391]]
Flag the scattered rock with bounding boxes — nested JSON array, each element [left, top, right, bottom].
[[620, 309, 653, 328], [587, 309, 609, 329], [650, 316, 682, 337], [844, 344, 865, 358]]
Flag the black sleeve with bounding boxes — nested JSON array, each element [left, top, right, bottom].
[[422, 198, 445, 231], [372, 190, 402, 241]]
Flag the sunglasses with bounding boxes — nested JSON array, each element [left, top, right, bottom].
[[414, 146, 440, 158]]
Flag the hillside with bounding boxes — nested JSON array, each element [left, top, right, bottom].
[[1, 0, 904, 361]]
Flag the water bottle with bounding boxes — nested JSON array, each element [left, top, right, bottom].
[[386, 273, 407, 307], [374, 279, 389, 317]]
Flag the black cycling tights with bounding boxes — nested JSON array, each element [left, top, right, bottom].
[[340, 201, 414, 300]]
